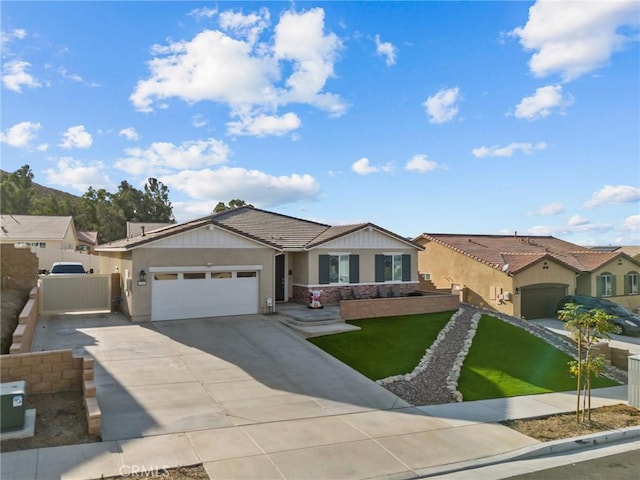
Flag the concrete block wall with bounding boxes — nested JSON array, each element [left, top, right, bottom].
[[0, 349, 101, 437], [0, 243, 39, 290], [592, 342, 630, 371], [0, 349, 83, 393], [9, 287, 39, 354], [340, 293, 460, 321]]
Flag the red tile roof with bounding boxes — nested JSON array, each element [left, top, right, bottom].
[[415, 233, 635, 274]]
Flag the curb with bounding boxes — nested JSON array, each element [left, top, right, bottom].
[[417, 425, 640, 478]]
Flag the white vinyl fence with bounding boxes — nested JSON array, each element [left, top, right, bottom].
[[31, 247, 101, 273], [39, 274, 111, 315]]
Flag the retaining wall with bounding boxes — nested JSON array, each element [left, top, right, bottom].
[[9, 287, 39, 354], [1, 349, 101, 437], [340, 292, 460, 321]]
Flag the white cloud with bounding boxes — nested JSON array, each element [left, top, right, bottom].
[[584, 185, 640, 208], [130, 7, 345, 136], [472, 141, 547, 158], [514, 85, 573, 120], [352, 158, 377, 175], [188, 6, 218, 20], [621, 215, 640, 232], [532, 202, 564, 216], [568, 214, 589, 227], [59, 125, 93, 149], [2, 60, 41, 92], [219, 7, 270, 46], [405, 154, 437, 173], [227, 112, 301, 137], [58, 67, 82, 83], [375, 34, 396, 66], [423, 87, 461, 124], [160, 166, 320, 207], [44, 157, 114, 192], [115, 138, 230, 175], [351, 157, 393, 175], [0, 121, 42, 147], [118, 127, 139, 141], [512, 0, 639, 81], [192, 114, 208, 128]]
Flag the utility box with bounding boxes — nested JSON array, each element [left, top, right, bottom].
[[0, 381, 26, 432]]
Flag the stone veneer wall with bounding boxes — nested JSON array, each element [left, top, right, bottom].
[[0, 243, 39, 290], [1, 350, 101, 437], [292, 283, 417, 305], [340, 293, 460, 321]]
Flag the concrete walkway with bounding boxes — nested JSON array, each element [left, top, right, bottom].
[[2, 313, 637, 480]]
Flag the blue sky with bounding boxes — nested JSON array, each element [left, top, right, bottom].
[[1, 1, 639, 246]]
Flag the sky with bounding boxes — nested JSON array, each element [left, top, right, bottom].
[[1, 1, 639, 246]]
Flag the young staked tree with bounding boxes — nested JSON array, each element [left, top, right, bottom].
[[559, 303, 613, 423]]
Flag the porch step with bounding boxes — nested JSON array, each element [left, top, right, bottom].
[[279, 319, 361, 339]]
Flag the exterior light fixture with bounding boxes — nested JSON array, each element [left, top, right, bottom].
[[138, 270, 147, 286]]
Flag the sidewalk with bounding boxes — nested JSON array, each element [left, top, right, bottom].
[[2, 385, 636, 480]]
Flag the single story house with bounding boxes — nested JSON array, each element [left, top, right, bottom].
[[414, 233, 640, 319], [96, 207, 423, 322], [0, 215, 78, 250]]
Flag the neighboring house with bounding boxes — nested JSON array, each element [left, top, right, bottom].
[[0, 214, 99, 272], [0, 215, 78, 250], [591, 245, 640, 261], [76, 231, 98, 253], [126, 222, 174, 238], [96, 207, 423, 322], [414, 233, 640, 319]]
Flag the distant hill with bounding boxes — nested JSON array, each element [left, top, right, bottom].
[[0, 169, 81, 206]]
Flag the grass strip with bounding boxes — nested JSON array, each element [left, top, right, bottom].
[[309, 311, 453, 380], [458, 315, 619, 400]]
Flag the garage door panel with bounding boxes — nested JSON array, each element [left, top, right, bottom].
[[521, 285, 567, 320], [152, 271, 259, 321]]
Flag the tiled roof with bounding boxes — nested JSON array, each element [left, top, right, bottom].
[[98, 207, 423, 252], [0, 215, 73, 240], [416, 233, 635, 274]]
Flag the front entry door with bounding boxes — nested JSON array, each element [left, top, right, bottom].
[[275, 254, 285, 301]]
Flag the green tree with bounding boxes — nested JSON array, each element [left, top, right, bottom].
[[559, 303, 613, 423], [212, 199, 253, 213], [142, 178, 174, 222], [0, 164, 34, 214]]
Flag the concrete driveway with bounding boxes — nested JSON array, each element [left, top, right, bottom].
[[35, 313, 410, 440], [30, 312, 543, 479]]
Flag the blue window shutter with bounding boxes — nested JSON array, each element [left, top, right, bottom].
[[402, 254, 411, 282], [375, 255, 385, 282], [624, 274, 630, 295], [611, 275, 617, 296], [349, 255, 359, 283], [319, 255, 330, 284]]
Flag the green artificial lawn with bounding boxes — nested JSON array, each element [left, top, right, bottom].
[[458, 315, 619, 401], [309, 312, 454, 380]]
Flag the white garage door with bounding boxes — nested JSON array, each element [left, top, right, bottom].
[[151, 267, 259, 321]]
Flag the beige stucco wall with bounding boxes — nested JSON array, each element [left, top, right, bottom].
[[416, 239, 581, 317], [98, 251, 133, 319], [128, 246, 277, 322], [591, 258, 640, 311]]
